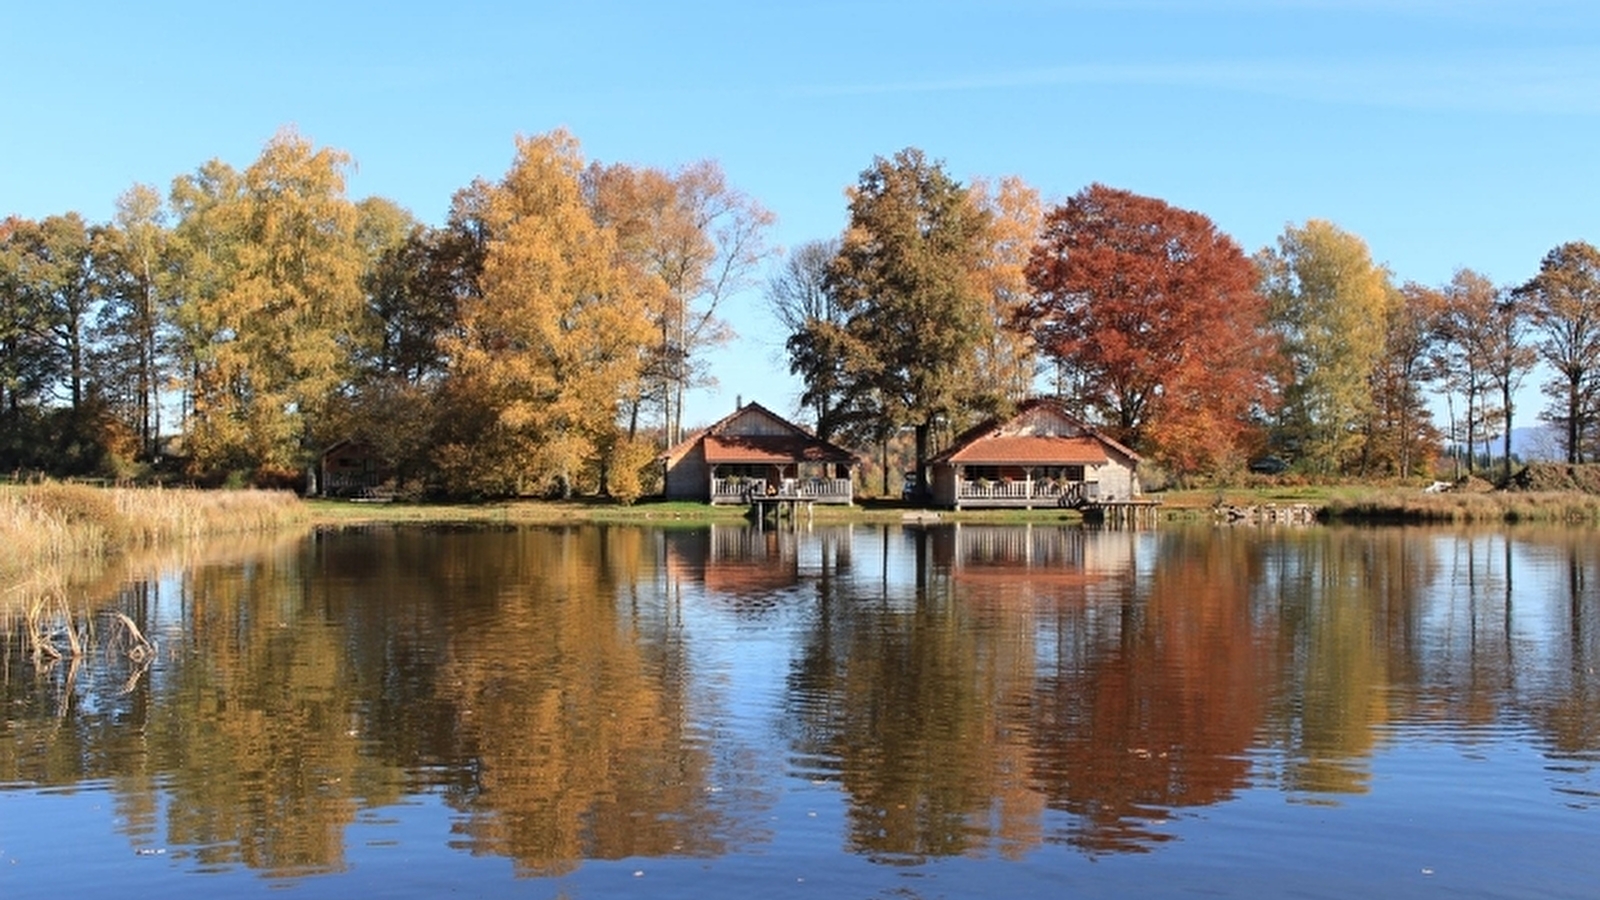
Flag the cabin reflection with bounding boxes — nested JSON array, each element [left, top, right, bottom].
[[661, 524, 861, 606], [923, 524, 1138, 604], [663, 525, 802, 601]]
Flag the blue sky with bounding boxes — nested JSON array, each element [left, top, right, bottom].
[[4, 1, 1596, 431]]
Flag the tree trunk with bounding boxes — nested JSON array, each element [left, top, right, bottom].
[[914, 420, 931, 500], [1502, 381, 1514, 485], [1568, 378, 1583, 465]]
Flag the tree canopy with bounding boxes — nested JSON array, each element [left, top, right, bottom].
[[1019, 184, 1276, 475], [435, 131, 654, 498], [823, 148, 994, 496], [1519, 241, 1600, 463], [8, 124, 1600, 494], [1258, 220, 1395, 474]]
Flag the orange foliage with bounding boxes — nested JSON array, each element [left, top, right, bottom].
[[1019, 184, 1278, 475]]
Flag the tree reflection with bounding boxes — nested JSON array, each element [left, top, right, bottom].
[[5, 520, 1600, 877], [151, 540, 378, 876], [787, 526, 1275, 857], [422, 526, 736, 876], [1026, 527, 1270, 852]]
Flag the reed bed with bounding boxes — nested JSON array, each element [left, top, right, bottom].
[[1, 482, 308, 588], [1322, 489, 1600, 524], [3, 482, 308, 661]]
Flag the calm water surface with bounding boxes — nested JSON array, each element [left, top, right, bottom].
[[2, 522, 1598, 899]]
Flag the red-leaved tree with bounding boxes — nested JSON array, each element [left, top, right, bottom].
[[1018, 184, 1278, 476]]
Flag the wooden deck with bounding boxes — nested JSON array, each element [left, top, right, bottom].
[[747, 492, 817, 527], [1080, 498, 1163, 526]]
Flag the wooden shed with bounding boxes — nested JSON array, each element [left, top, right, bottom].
[[928, 398, 1142, 509], [660, 402, 857, 504]]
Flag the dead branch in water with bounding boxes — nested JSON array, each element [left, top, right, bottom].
[[107, 611, 157, 663]]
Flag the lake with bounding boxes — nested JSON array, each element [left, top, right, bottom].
[[2, 521, 1598, 899]]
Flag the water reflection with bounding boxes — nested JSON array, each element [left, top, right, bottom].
[[3, 522, 1599, 883]]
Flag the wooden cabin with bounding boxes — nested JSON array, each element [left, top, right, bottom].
[[928, 399, 1142, 510], [317, 439, 386, 498], [660, 402, 857, 504]]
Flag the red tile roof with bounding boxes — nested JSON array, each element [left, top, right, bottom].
[[660, 401, 858, 467], [938, 434, 1111, 465], [931, 398, 1141, 466], [703, 435, 856, 464]]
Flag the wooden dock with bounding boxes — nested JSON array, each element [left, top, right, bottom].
[[1081, 498, 1163, 526], [747, 493, 816, 527]]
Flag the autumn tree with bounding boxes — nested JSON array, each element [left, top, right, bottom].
[[178, 128, 367, 481], [1479, 284, 1537, 482], [1436, 269, 1520, 475], [583, 159, 773, 446], [1367, 282, 1445, 478], [0, 216, 60, 465], [13, 213, 97, 414], [93, 184, 173, 461], [0, 212, 123, 473], [969, 176, 1042, 409], [1258, 220, 1395, 474], [356, 183, 489, 388], [1518, 241, 1600, 463], [434, 130, 653, 498], [167, 158, 245, 441], [824, 148, 993, 498], [1018, 184, 1275, 476]]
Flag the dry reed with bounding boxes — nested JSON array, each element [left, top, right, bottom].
[[1322, 489, 1600, 524], [3, 482, 307, 661], [1, 482, 308, 597]]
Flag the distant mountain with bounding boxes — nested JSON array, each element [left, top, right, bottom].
[[1511, 425, 1561, 461], [1448, 425, 1561, 462]]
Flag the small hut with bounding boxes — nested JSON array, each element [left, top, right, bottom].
[[660, 402, 857, 504], [929, 398, 1142, 509]]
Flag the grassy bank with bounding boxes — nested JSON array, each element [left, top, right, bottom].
[[302, 496, 1092, 527], [1320, 488, 1600, 524], [1159, 482, 1600, 524], [308, 484, 1600, 528], [1, 482, 308, 589]]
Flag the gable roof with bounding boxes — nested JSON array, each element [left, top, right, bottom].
[[931, 398, 1140, 466], [661, 402, 857, 465]]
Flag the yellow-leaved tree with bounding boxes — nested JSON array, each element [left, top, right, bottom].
[[1258, 220, 1396, 475], [178, 128, 366, 483], [969, 175, 1043, 412], [436, 131, 653, 498]]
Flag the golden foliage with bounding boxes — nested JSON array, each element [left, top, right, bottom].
[[435, 131, 654, 497]]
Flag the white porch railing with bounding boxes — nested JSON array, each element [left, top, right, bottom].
[[956, 480, 1096, 505], [789, 477, 852, 499], [712, 477, 853, 503], [713, 477, 767, 501]]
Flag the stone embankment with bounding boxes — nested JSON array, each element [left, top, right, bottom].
[[1214, 502, 1320, 525]]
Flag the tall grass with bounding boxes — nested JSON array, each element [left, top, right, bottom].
[[1, 482, 308, 588], [3, 482, 308, 659], [1322, 489, 1600, 524]]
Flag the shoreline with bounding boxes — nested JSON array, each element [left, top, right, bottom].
[[8, 482, 1600, 597], [304, 484, 1600, 528]]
